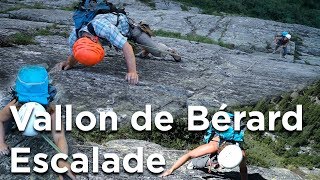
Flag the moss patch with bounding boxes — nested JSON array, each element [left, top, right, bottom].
[[8, 32, 36, 45], [154, 29, 234, 49], [2, 24, 69, 47], [0, 3, 48, 14], [137, 0, 156, 9]]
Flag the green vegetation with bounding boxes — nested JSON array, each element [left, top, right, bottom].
[[306, 174, 320, 180], [31, 2, 48, 9], [0, 2, 48, 14], [154, 29, 235, 49], [244, 134, 284, 167], [138, 0, 156, 9], [230, 81, 320, 169], [72, 117, 202, 150], [35, 24, 69, 38], [61, 2, 81, 11], [154, 29, 214, 44], [180, 4, 189, 11], [4, 24, 69, 46], [294, 50, 302, 61], [72, 80, 320, 170], [9, 32, 36, 45], [291, 33, 303, 61], [291, 34, 303, 46], [171, 0, 320, 28], [0, 6, 23, 14]]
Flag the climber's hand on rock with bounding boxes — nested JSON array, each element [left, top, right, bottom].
[[125, 72, 139, 85]]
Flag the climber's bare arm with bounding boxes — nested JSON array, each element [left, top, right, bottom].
[[0, 100, 16, 156], [123, 42, 139, 85], [60, 55, 78, 70]]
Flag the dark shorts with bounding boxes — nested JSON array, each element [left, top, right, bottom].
[[191, 139, 245, 169], [191, 154, 214, 169]]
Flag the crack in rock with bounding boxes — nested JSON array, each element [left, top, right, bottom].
[[218, 18, 232, 42], [207, 16, 225, 37], [184, 15, 197, 35]]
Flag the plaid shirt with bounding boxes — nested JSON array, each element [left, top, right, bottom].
[[69, 13, 130, 55]]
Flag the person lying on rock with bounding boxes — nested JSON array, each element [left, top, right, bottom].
[[0, 66, 76, 180], [60, 0, 181, 85], [161, 113, 248, 180], [273, 31, 291, 58]]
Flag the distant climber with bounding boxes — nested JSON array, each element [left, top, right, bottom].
[[161, 113, 248, 180], [59, 0, 181, 85], [273, 31, 291, 58], [0, 66, 76, 180]]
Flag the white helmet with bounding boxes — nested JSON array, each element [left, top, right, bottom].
[[217, 144, 243, 169], [285, 34, 291, 39], [18, 102, 46, 136]]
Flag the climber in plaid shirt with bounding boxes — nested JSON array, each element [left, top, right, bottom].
[[61, 13, 140, 84], [60, 12, 181, 85], [68, 13, 130, 51]]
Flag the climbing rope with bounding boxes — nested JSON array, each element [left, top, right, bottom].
[[129, 41, 194, 61], [41, 134, 73, 164]]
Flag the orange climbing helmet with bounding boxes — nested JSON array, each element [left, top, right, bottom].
[[72, 37, 105, 66]]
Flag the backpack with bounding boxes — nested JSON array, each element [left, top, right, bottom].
[[203, 113, 246, 143], [73, 0, 126, 37], [14, 66, 54, 106]]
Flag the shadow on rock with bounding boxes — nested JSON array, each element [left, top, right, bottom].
[[197, 168, 267, 180]]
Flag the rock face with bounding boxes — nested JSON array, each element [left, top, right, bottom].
[[0, 0, 320, 179], [0, 138, 304, 179], [72, 139, 304, 180]]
